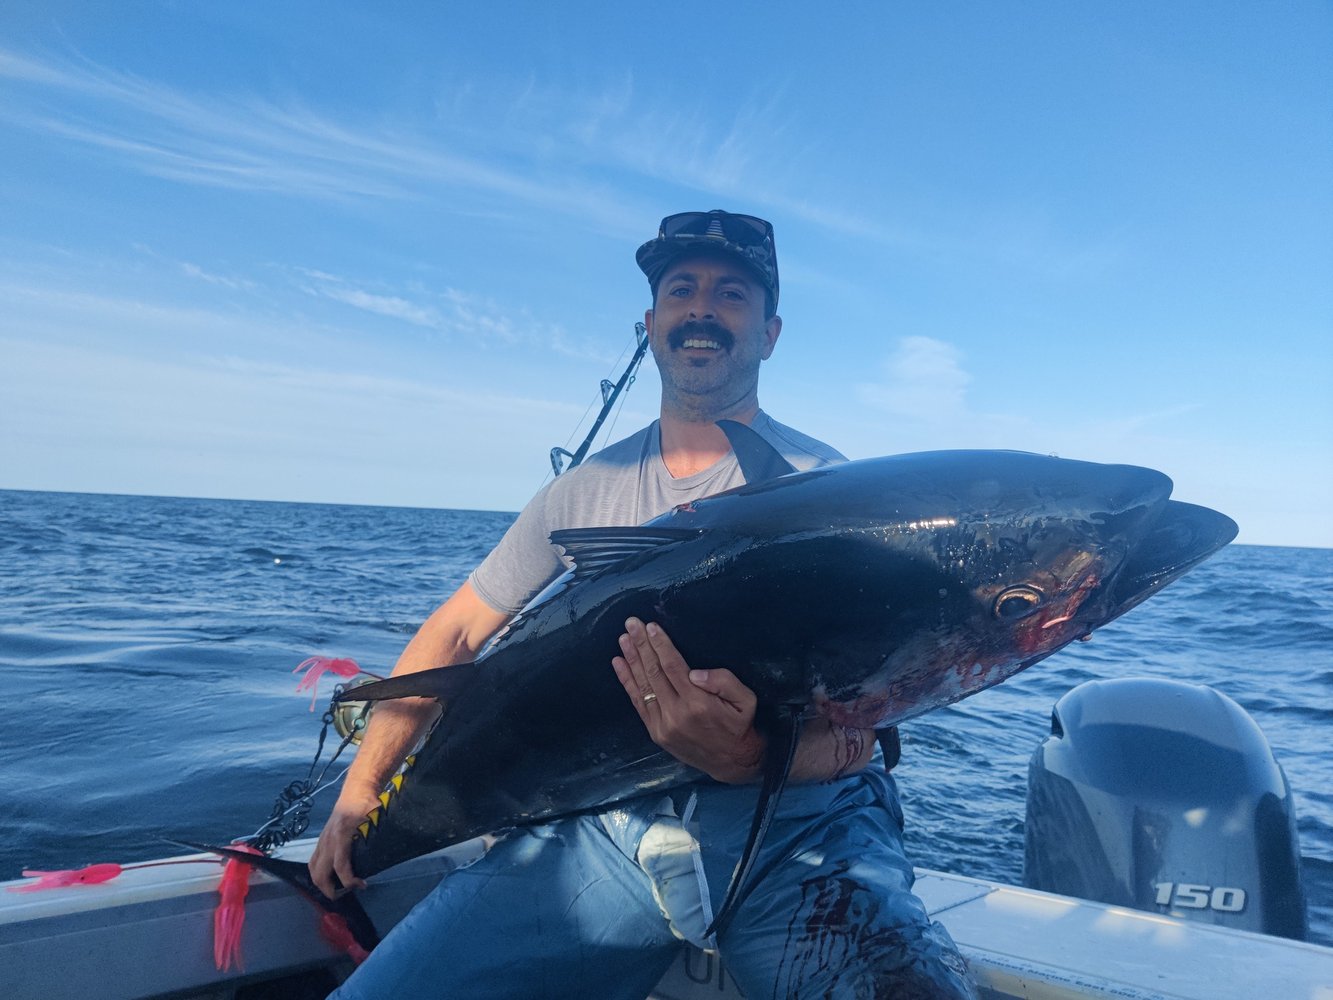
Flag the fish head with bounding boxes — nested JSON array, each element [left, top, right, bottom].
[[809, 452, 1234, 728]]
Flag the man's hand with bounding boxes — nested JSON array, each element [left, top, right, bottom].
[[308, 783, 380, 898], [612, 617, 878, 785], [305, 581, 509, 899], [611, 617, 767, 783]]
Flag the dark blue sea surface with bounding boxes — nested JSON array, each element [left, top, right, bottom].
[[1, 489, 1329, 947]]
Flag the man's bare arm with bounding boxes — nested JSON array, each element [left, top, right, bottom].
[[308, 581, 509, 897]]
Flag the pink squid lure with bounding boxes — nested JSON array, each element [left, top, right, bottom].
[[213, 843, 263, 972], [292, 656, 363, 711], [7, 858, 219, 893], [8, 863, 125, 892]]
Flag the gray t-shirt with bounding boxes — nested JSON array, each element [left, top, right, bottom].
[[469, 411, 846, 616]]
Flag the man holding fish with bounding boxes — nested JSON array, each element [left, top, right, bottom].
[[312, 210, 978, 999]]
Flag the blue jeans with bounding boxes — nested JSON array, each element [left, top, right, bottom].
[[331, 765, 976, 999]]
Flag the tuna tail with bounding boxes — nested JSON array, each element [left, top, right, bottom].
[[705, 703, 803, 940], [172, 841, 381, 953]]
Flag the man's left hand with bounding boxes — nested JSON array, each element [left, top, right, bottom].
[[612, 617, 767, 784]]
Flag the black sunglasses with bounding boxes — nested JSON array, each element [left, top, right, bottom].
[[657, 211, 774, 249]]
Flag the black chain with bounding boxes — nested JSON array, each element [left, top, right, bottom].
[[245, 684, 364, 853]]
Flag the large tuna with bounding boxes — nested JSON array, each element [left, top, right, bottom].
[[201, 424, 1237, 946]]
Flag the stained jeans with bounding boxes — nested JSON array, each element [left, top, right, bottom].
[[329, 764, 977, 999]]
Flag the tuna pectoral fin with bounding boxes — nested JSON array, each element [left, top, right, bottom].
[[704, 704, 802, 940], [173, 840, 381, 953], [332, 662, 480, 706]]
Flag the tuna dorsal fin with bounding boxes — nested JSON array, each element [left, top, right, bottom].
[[716, 419, 797, 484], [705, 703, 803, 940], [549, 526, 700, 581]]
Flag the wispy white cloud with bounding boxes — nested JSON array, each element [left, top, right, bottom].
[[486, 70, 791, 213], [179, 262, 255, 292], [0, 45, 638, 222], [858, 336, 973, 420], [0, 243, 621, 377], [1081, 403, 1206, 440], [289, 267, 599, 353], [486, 71, 1134, 273], [0, 276, 266, 338], [850, 335, 1205, 460], [300, 278, 445, 331], [0, 44, 965, 263], [0, 49, 72, 86]]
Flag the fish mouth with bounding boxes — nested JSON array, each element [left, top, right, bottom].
[[1106, 500, 1238, 621], [669, 321, 734, 353]]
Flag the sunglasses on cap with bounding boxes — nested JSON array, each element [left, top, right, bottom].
[[656, 211, 774, 248]]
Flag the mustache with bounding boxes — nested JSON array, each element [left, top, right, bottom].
[[667, 320, 734, 352]]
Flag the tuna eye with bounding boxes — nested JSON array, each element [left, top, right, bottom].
[[993, 586, 1045, 621]]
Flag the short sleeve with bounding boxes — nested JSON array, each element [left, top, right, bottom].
[[468, 484, 567, 616]]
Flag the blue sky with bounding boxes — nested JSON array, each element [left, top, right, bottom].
[[1, 3, 1329, 546]]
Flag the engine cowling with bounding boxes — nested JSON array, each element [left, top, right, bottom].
[[1024, 677, 1307, 940]]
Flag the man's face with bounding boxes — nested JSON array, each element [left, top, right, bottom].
[[645, 253, 781, 413]]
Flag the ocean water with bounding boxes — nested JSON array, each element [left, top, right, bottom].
[[1, 488, 1329, 947]]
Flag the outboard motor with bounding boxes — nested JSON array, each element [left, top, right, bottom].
[[1024, 677, 1307, 940]]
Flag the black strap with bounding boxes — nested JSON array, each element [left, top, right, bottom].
[[875, 726, 901, 771], [705, 704, 802, 940]]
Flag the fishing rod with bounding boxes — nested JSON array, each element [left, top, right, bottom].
[[549, 321, 649, 476]]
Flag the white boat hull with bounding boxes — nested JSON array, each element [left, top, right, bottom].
[[3, 839, 1329, 999]]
